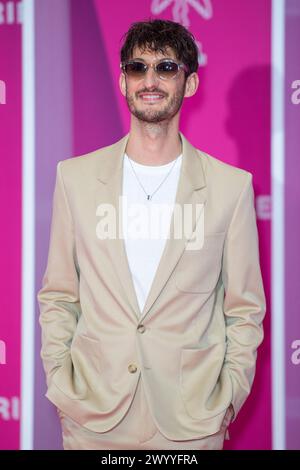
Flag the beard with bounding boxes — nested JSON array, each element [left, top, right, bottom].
[[125, 84, 185, 123]]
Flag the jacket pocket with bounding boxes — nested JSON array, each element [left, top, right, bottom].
[[179, 342, 232, 420], [70, 333, 103, 375], [175, 232, 225, 293], [52, 334, 102, 400]]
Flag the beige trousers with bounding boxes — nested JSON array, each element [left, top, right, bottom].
[[57, 376, 231, 450]]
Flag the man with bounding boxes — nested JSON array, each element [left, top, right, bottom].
[[38, 19, 266, 450]]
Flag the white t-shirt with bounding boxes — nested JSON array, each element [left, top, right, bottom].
[[122, 152, 183, 314]]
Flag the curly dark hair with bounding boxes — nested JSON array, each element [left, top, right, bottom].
[[120, 18, 199, 79]]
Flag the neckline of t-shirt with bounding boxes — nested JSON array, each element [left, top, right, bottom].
[[124, 153, 182, 173]]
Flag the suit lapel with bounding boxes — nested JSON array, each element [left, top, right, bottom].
[[94, 132, 207, 322], [140, 132, 207, 320], [94, 134, 141, 319]]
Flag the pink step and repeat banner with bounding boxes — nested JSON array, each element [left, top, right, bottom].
[[0, 0, 22, 450], [285, 0, 300, 451], [5, 0, 300, 450], [39, 0, 273, 450]]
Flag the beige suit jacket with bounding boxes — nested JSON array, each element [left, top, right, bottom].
[[37, 131, 266, 440]]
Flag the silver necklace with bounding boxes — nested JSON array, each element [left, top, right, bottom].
[[126, 153, 181, 201]]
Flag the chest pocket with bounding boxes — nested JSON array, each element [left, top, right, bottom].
[[175, 232, 225, 293]]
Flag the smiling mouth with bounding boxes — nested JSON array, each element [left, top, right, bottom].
[[139, 94, 165, 103]]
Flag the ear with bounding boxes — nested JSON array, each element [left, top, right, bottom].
[[119, 72, 127, 97], [184, 72, 199, 98]]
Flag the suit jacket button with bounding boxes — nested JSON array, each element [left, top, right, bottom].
[[137, 324, 146, 334], [128, 363, 138, 373]]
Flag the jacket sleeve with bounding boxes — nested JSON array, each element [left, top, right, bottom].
[[221, 172, 266, 422], [37, 161, 81, 387]]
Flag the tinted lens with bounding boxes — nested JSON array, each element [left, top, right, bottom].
[[124, 62, 146, 77], [156, 61, 179, 78]]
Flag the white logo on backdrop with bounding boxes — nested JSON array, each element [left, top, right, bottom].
[[256, 195, 271, 220], [151, 0, 213, 66], [0, 1, 22, 25], [0, 80, 6, 105], [0, 340, 6, 364], [0, 397, 19, 421]]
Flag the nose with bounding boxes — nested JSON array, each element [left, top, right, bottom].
[[142, 65, 160, 87]]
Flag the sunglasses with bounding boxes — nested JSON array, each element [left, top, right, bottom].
[[120, 59, 189, 80]]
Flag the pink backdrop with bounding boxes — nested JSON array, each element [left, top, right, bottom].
[[0, 0, 22, 450], [33, 0, 271, 450], [0, 0, 272, 450]]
